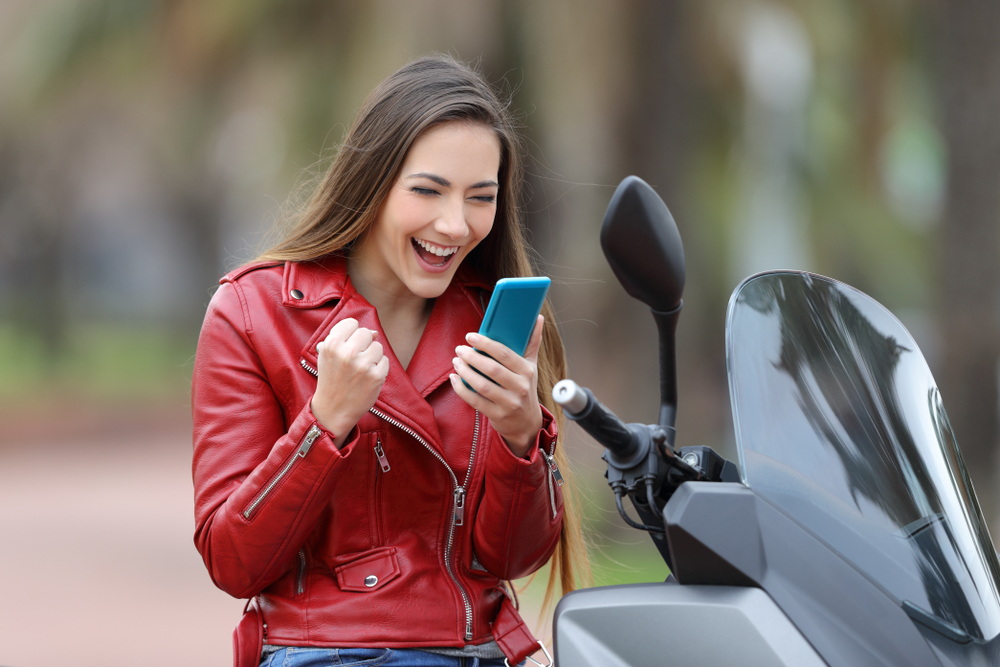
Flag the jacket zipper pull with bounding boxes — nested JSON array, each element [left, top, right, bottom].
[[374, 438, 391, 472], [296, 549, 307, 595], [454, 487, 466, 526], [544, 451, 564, 486], [299, 424, 322, 457]]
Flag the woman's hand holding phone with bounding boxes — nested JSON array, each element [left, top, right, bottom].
[[450, 315, 545, 459], [311, 317, 390, 449]]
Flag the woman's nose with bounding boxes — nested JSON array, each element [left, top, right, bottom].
[[435, 198, 469, 239]]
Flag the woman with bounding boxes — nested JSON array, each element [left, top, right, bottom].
[[192, 55, 587, 667]]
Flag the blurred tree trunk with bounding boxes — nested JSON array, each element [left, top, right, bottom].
[[939, 0, 1000, 519], [0, 137, 71, 365], [618, 0, 729, 450], [620, 0, 686, 207], [602, 0, 690, 413]]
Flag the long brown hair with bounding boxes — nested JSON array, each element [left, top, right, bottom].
[[259, 54, 590, 609]]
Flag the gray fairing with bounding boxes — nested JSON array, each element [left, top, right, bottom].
[[555, 482, 1000, 666], [554, 581, 824, 667], [665, 482, 955, 666]]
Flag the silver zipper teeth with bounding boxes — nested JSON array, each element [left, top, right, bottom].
[[243, 450, 300, 519], [369, 405, 476, 641], [243, 424, 321, 519], [462, 411, 480, 491], [302, 358, 318, 375], [545, 447, 558, 519], [297, 549, 306, 595]]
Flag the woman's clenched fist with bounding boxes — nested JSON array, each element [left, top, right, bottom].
[[310, 318, 389, 448]]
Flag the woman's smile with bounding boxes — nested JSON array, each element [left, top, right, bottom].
[[412, 237, 460, 269]]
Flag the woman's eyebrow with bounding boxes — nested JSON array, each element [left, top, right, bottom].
[[408, 172, 450, 186], [407, 173, 498, 190]]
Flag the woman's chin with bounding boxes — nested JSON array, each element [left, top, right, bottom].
[[403, 261, 463, 299]]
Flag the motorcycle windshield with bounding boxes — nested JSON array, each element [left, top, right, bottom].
[[727, 272, 1000, 642]]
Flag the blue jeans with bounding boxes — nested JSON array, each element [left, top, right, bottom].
[[259, 647, 516, 667]]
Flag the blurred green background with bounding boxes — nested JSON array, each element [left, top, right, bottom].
[[1, 0, 999, 665]]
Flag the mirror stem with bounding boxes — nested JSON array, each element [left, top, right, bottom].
[[651, 301, 682, 440]]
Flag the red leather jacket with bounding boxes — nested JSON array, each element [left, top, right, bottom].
[[192, 255, 564, 649]]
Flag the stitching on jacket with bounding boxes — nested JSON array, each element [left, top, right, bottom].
[[223, 259, 283, 283], [230, 280, 254, 333]]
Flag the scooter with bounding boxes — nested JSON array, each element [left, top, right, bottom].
[[550, 176, 1000, 666]]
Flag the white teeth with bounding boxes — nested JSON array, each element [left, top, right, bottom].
[[414, 238, 459, 257]]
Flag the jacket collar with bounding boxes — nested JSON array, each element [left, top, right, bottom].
[[282, 255, 349, 308], [283, 254, 491, 308]]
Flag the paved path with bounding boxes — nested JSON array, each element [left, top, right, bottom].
[[0, 432, 242, 667]]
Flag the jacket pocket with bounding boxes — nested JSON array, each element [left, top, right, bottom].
[[332, 547, 401, 593]]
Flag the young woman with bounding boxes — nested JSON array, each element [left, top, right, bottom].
[[192, 55, 587, 667]]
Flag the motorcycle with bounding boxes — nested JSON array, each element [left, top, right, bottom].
[[549, 176, 1000, 666]]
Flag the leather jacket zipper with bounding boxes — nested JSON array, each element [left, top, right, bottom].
[[454, 410, 480, 527], [243, 424, 322, 520], [374, 437, 391, 472], [301, 357, 480, 640], [543, 449, 563, 485], [296, 548, 307, 595], [544, 445, 562, 519]]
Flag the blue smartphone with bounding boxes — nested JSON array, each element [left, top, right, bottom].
[[464, 276, 551, 389]]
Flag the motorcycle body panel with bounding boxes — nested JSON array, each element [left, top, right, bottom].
[[666, 482, 942, 666], [554, 583, 825, 667]]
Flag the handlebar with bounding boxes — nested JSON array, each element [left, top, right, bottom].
[[553, 379, 640, 462]]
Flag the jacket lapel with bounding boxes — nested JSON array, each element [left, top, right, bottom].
[[406, 281, 486, 398]]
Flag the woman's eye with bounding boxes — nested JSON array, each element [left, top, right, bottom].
[[412, 187, 439, 196], [471, 195, 496, 204]]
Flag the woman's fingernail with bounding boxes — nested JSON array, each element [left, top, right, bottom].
[[452, 357, 460, 368], [466, 333, 479, 344]]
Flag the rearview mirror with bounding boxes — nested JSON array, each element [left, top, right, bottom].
[[600, 176, 685, 313]]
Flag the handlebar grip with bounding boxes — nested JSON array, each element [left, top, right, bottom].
[[553, 379, 638, 460]]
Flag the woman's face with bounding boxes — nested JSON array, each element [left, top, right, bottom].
[[352, 121, 502, 301]]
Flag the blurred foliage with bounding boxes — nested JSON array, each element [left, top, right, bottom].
[[0, 323, 193, 402]]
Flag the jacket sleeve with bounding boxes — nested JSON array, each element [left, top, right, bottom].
[[471, 407, 563, 580], [191, 281, 360, 599]]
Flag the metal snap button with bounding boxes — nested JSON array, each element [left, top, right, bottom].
[[290, 289, 304, 300], [364, 575, 378, 588]]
